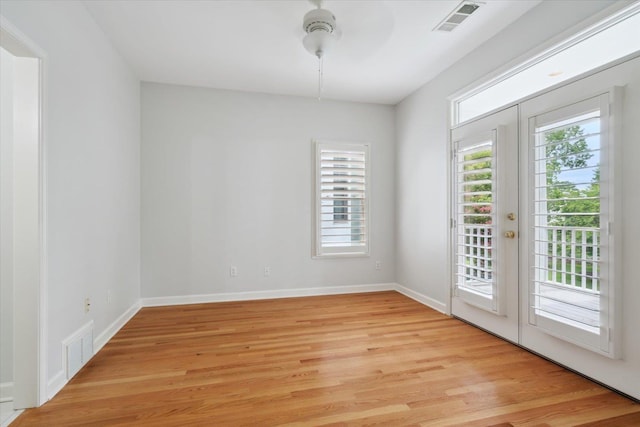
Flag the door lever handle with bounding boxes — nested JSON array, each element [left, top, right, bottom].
[[504, 231, 516, 239]]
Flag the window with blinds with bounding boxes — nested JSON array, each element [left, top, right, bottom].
[[529, 94, 617, 355], [314, 142, 369, 257], [454, 135, 499, 312]]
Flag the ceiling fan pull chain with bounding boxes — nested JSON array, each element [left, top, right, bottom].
[[318, 53, 323, 100]]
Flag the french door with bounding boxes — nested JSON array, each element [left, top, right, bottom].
[[451, 56, 639, 399], [451, 106, 519, 343]]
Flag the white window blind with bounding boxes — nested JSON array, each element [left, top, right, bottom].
[[314, 142, 369, 257], [529, 94, 617, 356]]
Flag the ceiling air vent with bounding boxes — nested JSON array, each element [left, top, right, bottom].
[[434, 1, 482, 32]]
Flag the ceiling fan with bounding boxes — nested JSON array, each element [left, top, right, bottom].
[[301, 0, 339, 100], [300, 0, 394, 100]]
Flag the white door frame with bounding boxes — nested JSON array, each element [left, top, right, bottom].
[[0, 14, 48, 407]]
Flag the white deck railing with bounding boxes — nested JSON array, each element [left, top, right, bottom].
[[532, 226, 601, 328], [457, 224, 494, 293], [535, 226, 600, 292], [458, 224, 600, 300]]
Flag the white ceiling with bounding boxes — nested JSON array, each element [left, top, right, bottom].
[[84, 0, 542, 105]]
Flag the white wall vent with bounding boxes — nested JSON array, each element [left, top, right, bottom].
[[62, 321, 94, 380], [434, 1, 482, 32]]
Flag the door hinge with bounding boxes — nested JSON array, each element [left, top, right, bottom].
[[450, 218, 456, 229]]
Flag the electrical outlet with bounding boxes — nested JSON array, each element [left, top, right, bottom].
[[230, 266, 238, 277], [84, 297, 91, 313], [264, 266, 271, 277], [375, 261, 382, 270]]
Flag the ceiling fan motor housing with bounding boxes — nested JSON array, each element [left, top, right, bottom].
[[302, 8, 338, 57], [303, 8, 336, 34]]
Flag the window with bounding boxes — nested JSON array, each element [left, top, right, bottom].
[[528, 93, 619, 356], [314, 142, 369, 257], [453, 2, 640, 124]]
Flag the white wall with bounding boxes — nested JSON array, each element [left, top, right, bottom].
[[141, 83, 395, 299], [0, 47, 15, 394], [1, 0, 140, 394], [395, 0, 618, 309]]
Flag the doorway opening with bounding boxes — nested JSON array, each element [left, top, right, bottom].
[[0, 17, 46, 425]]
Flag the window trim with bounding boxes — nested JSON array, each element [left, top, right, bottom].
[[313, 141, 370, 258]]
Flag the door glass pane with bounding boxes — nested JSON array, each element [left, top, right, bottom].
[[455, 139, 496, 302], [532, 110, 601, 333]]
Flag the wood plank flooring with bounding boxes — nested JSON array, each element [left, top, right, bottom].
[[13, 291, 640, 426]]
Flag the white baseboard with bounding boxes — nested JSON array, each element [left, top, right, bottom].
[[46, 370, 65, 400], [0, 382, 12, 403], [141, 283, 397, 307], [395, 284, 448, 314], [1, 409, 23, 427], [94, 301, 142, 353], [140, 283, 449, 315]]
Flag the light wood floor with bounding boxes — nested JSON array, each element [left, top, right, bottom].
[[13, 291, 640, 426]]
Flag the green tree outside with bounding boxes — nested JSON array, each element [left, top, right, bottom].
[[543, 125, 600, 290]]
